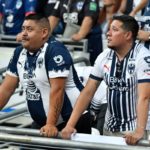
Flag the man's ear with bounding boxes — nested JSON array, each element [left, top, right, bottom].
[[42, 28, 49, 39], [125, 31, 132, 40]]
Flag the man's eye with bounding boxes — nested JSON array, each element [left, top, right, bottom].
[[27, 28, 33, 32]]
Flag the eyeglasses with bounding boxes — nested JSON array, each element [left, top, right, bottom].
[[115, 61, 122, 79]]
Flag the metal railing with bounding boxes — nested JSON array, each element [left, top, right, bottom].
[[0, 126, 149, 149], [0, 132, 148, 150], [0, 34, 88, 52]]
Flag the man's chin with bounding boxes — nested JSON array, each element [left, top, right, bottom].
[[108, 45, 114, 49], [22, 43, 29, 49]]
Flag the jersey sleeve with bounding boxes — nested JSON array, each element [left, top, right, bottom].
[[136, 47, 150, 83], [50, 0, 61, 18], [6, 47, 22, 77], [46, 42, 73, 78], [89, 49, 109, 81], [24, 0, 37, 16], [83, 0, 99, 22]]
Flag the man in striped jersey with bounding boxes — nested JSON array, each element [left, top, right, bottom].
[[0, 14, 92, 138], [61, 15, 150, 145]]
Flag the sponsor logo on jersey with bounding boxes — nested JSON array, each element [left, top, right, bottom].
[[144, 56, 150, 67], [53, 55, 65, 66], [26, 81, 41, 101], [89, 2, 97, 11], [109, 77, 129, 91]]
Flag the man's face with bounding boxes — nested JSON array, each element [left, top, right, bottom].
[[106, 20, 127, 50], [21, 20, 46, 52]]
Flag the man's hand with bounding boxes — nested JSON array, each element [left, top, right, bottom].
[[124, 129, 144, 145], [40, 124, 58, 137], [61, 125, 77, 139], [71, 33, 83, 41]]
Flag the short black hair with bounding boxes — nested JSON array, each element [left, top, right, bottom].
[[25, 13, 50, 32], [112, 15, 139, 40]]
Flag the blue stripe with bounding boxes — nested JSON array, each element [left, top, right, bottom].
[[89, 74, 103, 81], [61, 92, 72, 121], [72, 66, 84, 91], [138, 79, 150, 83]]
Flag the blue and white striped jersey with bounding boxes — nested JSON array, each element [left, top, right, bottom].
[[6, 37, 84, 127], [90, 43, 150, 132]]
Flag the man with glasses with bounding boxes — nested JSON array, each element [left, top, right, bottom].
[[61, 15, 150, 145]]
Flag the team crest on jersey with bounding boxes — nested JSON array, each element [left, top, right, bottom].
[[128, 63, 135, 74], [53, 55, 64, 65], [76, 2, 84, 11], [7, 14, 14, 22], [144, 56, 150, 67], [37, 57, 43, 68], [16, 0, 22, 9]]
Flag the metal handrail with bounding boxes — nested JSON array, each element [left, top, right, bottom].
[[0, 132, 148, 150], [73, 57, 91, 66], [0, 126, 149, 148], [0, 67, 6, 74], [0, 107, 27, 121]]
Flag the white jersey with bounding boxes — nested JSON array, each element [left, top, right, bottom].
[[90, 42, 150, 132], [75, 66, 107, 113], [6, 37, 84, 126]]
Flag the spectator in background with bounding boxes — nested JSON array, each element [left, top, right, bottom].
[[129, 0, 148, 17], [136, 0, 150, 50], [0, 0, 37, 35], [98, 0, 122, 34], [44, 0, 64, 35], [117, 0, 133, 15], [49, 0, 103, 66], [61, 15, 150, 145]]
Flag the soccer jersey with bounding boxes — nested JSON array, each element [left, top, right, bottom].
[[51, 0, 103, 65], [90, 42, 150, 132], [76, 66, 107, 113], [0, 0, 37, 35], [6, 37, 84, 127], [51, 0, 99, 26]]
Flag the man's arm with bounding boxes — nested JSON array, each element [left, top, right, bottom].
[[40, 77, 66, 137], [137, 30, 150, 42], [129, 0, 148, 16], [61, 78, 100, 139], [0, 75, 19, 109], [71, 16, 93, 41], [125, 82, 150, 145], [48, 16, 60, 34], [118, 0, 127, 14]]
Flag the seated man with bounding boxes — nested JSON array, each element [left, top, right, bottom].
[[0, 14, 91, 137]]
